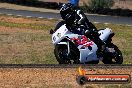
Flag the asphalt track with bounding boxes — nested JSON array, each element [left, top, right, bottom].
[[0, 8, 132, 25]]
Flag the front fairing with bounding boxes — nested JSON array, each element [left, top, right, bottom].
[[67, 35, 98, 63], [52, 24, 72, 44]]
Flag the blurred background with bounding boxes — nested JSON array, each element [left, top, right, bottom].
[[0, 0, 131, 16]]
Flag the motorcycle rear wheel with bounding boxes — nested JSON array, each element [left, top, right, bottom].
[[102, 43, 123, 64]]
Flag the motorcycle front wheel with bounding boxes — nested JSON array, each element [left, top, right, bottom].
[[54, 44, 80, 64], [103, 43, 123, 64]]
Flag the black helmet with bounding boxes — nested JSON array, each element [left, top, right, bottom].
[[60, 3, 75, 23]]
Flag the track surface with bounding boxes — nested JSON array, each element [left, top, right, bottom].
[[0, 65, 132, 88], [0, 8, 132, 25]]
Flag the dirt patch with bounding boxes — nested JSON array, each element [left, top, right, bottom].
[[113, 0, 132, 10], [0, 67, 131, 88]]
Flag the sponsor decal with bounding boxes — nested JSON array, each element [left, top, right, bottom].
[[71, 35, 93, 47], [76, 66, 131, 85]]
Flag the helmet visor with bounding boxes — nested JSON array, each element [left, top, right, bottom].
[[60, 8, 72, 20]]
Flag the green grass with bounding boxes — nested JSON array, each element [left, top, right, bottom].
[[0, 15, 131, 64], [0, 20, 53, 30], [0, 16, 58, 64], [0, 30, 57, 64]]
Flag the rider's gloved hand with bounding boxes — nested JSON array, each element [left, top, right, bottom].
[[74, 19, 78, 25], [84, 30, 90, 37]]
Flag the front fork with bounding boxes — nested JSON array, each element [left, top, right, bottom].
[[58, 41, 70, 56]]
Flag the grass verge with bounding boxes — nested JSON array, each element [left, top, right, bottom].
[[0, 15, 131, 64]]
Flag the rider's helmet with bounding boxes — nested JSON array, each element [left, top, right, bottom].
[[60, 3, 75, 24]]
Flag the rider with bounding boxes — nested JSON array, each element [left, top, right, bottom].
[[59, 3, 105, 57]]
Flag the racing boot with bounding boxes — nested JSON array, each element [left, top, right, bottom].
[[96, 39, 106, 59]]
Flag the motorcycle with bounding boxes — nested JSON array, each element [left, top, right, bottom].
[[50, 22, 123, 64]]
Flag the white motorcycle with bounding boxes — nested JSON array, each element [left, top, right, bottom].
[[50, 22, 123, 64]]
